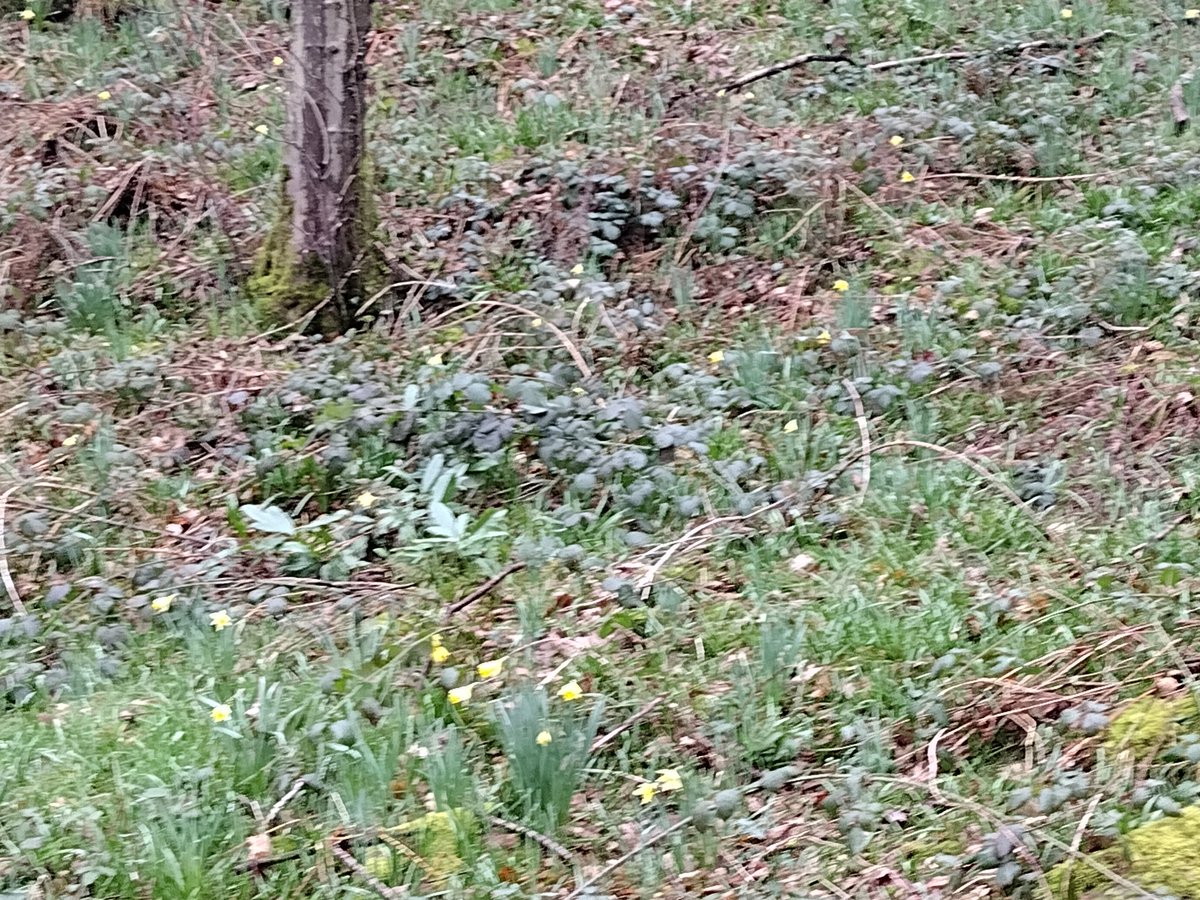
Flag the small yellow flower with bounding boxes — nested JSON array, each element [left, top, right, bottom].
[[536, 730, 553, 746], [448, 684, 473, 705], [655, 769, 683, 792], [816, 329, 832, 346], [476, 658, 504, 679], [558, 680, 583, 702], [715, 89, 727, 98], [272, 55, 284, 66], [151, 594, 175, 614], [888, 135, 904, 147], [431, 645, 451, 664], [833, 279, 850, 293], [19, 8, 35, 19], [427, 353, 444, 367], [783, 419, 798, 434], [254, 124, 269, 135], [210, 703, 232, 723], [61, 434, 79, 448], [707, 350, 725, 364], [209, 610, 233, 631], [530, 317, 542, 327], [97, 90, 112, 101], [1186, 7, 1199, 17], [1060, 7, 1073, 17], [431, 633, 444, 647], [356, 490, 378, 509], [634, 782, 657, 804], [900, 170, 915, 183], [570, 263, 584, 275]]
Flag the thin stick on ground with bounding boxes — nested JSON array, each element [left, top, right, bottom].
[[485, 814, 574, 865], [718, 30, 1119, 92], [840, 379, 871, 503], [0, 486, 28, 617], [329, 842, 406, 900], [562, 815, 694, 900], [442, 561, 527, 619], [591, 695, 665, 753]]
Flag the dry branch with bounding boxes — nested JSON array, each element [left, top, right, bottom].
[[719, 30, 1119, 93]]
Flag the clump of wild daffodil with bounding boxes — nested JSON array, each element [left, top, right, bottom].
[[448, 684, 473, 705], [151, 594, 174, 614], [476, 658, 504, 679], [430, 634, 450, 664], [210, 703, 232, 723], [558, 680, 583, 702], [536, 730, 553, 746], [210, 610, 233, 631], [832, 279, 850, 293]]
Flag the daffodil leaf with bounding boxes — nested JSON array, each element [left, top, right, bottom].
[[240, 503, 296, 535]]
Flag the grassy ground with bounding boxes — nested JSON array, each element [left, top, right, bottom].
[[3, 0, 1200, 897]]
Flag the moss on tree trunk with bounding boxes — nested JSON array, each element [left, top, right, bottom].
[[249, 0, 380, 334]]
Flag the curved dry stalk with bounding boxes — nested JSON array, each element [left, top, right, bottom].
[[0, 485, 28, 617]]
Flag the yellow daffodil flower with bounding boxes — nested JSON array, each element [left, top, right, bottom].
[[272, 55, 284, 66], [1060, 7, 1073, 17], [254, 124, 269, 135], [427, 353, 444, 366], [448, 684, 473, 705], [570, 263, 584, 275], [20, 8, 35, 19], [356, 490, 378, 509], [61, 434, 79, 448], [655, 769, 683, 792], [707, 350, 725, 364], [536, 730, 553, 746], [476, 658, 504, 679], [210, 703, 232, 723], [151, 594, 174, 614], [833, 279, 850, 293], [209, 610, 233, 631], [1187, 7, 1200, 17], [900, 170, 915, 183], [97, 90, 112, 101], [634, 783, 657, 804], [558, 680, 583, 702], [783, 419, 798, 433], [816, 330, 832, 346], [888, 135, 904, 147], [431, 645, 451, 664]]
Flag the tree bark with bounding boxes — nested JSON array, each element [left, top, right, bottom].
[[253, 0, 375, 332]]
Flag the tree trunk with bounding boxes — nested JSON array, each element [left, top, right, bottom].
[[252, 0, 375, 332]]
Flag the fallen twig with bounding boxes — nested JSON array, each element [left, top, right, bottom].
[[442, 561, 527, 619], [719, 30, 1119, 92], [0, 486, 28, 618], [840, 379, 871, 503], [591, 695, 665, 753], [563, 815, 694, 900], [330, 842, 406, 900], [486, 814, 573, 864]]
